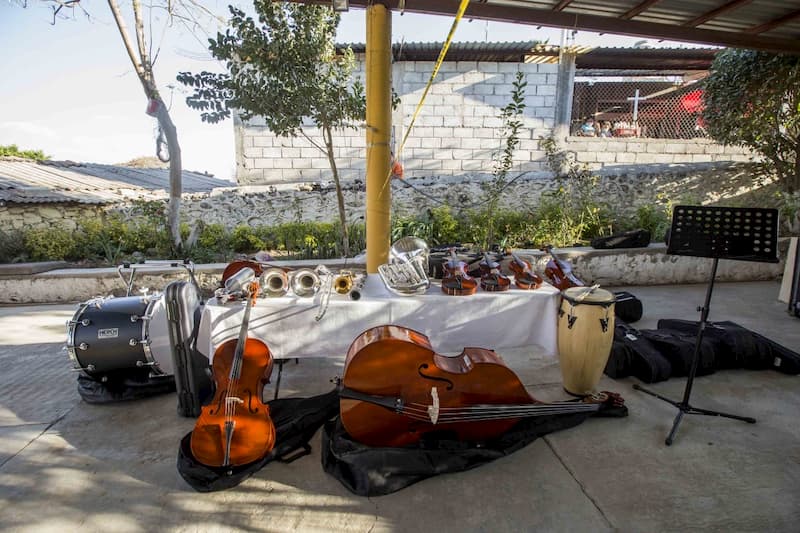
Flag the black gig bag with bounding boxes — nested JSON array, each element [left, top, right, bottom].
[[657, 319, 800, 374], [605, 323, 672, 382], [613, 291, 643, 324], [164, 280, 213, 417], [178, 390, 340, 492], [639, 328, 717, 377], [590, 229, 651, 250]]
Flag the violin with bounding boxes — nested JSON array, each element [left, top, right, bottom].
[[508, 251, 543, 290], [479, 252, 510, 292], [190, 274, 276, 467], [541, 245, 584, 290], [441, 248, 478, 296], [338, 325, 624, 448]]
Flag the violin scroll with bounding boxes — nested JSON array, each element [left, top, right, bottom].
[[509, 252, 543, 290], [479, 253, 510, 292]]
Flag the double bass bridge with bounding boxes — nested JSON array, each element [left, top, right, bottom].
[[427, 387, 440, 425]]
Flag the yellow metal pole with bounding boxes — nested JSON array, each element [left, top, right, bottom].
[[365, 3, 392, 274]]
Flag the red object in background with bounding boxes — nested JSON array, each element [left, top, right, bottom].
[[680, 90, 704, 113], [146, 99, 160, 117]]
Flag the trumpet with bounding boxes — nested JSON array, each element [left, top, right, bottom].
[[261, 267, 289, 297], [333, 270, 354, 294], [349, 274, 367, 300], [291, 268, 321, 297]]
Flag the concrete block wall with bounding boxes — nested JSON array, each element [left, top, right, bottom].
[[236, 57, 558, 185], [563, 137, 753, 169]]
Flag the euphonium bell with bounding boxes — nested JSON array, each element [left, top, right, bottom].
[[333, 271, 354, 294], [291, 268, 321, 297], [261, 268, 289, 297]]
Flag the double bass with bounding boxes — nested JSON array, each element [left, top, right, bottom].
[[479, 252, 510, 292], [338, 325, 623, 448], [541, 245, 584, 290], [190, 270, 276, 467], [441, 249, 478, 296], [508, 251, 543, 290]]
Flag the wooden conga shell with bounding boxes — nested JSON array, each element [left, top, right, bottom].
[[557, 287, 615, 396]]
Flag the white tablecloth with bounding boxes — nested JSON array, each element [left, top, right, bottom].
[[196, 275, 560, 360]]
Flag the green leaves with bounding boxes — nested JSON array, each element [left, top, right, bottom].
[[177, 0, 364, 135], [703, 49, 800, 192]]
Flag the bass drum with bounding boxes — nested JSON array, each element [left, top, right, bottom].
[[66, 294, 172, 379]]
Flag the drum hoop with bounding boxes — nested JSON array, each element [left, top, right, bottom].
[[141, 295, 164, 374], [560, 295, 615, 307], [65, 301, 92, 370]]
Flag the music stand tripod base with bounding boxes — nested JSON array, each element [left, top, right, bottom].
[[634, 205, 777, 445]]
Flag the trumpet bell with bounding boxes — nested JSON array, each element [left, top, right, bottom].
[[261, 268, 289, 297], [333, 271, 354, 294], [291, 268, 321, 297]]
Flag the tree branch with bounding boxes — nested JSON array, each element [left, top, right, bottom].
[[106, 0, 151, 95]]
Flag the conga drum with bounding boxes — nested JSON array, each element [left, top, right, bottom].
[[557, 287, 616, 396]]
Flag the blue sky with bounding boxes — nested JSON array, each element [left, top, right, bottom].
[[0, 2, 702, 181]]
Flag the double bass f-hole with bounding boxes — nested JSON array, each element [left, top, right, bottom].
[[418, 363, 454, 390]]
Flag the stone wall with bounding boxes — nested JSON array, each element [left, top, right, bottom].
[[236, 59, 558, 185], [0, 203, 104, 232], [0, 162, 774, 237], [176, 162, 774, 229]]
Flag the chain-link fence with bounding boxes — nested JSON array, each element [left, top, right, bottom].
[[570, 75, 708, 140]]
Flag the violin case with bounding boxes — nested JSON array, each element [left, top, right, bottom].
[[590, 229, 651, 249], [605, 323, 672, 383], [164, 280, 214, 417]]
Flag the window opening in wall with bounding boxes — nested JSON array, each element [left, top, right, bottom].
[[571, 73, 709, 140]]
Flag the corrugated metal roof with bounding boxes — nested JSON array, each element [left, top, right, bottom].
[[342, 42, 718, 69], [0, 158, 233, 205], [324, 1, 800, 54]]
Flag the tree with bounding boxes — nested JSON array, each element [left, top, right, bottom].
[[19, 0, 222, 252], [177, 1, 365, 257], [703, 49, 800, 193]]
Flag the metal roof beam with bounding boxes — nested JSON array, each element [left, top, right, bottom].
[[303, 0, 800, 54], [553, 0, 576, 11], [621, 0, 666, 21], [685, 0, 755, 28], [745, 9, 800, 34]]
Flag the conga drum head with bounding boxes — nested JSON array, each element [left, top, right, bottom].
[[557, 287, 616, 396], [561, 286, 616, 306]]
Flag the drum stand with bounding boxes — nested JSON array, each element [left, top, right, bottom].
[[634, 205, 779, 445]]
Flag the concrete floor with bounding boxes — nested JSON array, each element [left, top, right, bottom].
[[0, 281, 798, 532]]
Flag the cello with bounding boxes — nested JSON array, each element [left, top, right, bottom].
[[441, 248, 478, 296], [508, 251, 543, 290], [190, 269, 276, 467], [479, 252, 510, 292], [339, 325, 623, 448], [541, 245, 584, 290]]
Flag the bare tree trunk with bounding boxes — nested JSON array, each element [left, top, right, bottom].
[[107, 0, 183, 251], [322, 123, 350, 257]]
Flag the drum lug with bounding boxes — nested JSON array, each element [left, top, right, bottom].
[[136, 360, 157, 367], [66, 319, 91, 327], [71, 363, 96, 372], [131, 314, 152, 323], [78, 342, 89, 350], [129, 338, 151, 347]]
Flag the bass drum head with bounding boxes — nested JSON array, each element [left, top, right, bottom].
[[68, 296, 152, 377], [144, 296, 173, 376]]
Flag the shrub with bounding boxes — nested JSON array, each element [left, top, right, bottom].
[[230, 225, 265, 253], [0, 229, 28, 263], [25, 227, 76, 261]]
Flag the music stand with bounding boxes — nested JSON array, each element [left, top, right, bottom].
[[634, 205, 780, 445]]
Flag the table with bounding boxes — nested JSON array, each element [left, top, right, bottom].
[[196, 275, 560, 361]]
